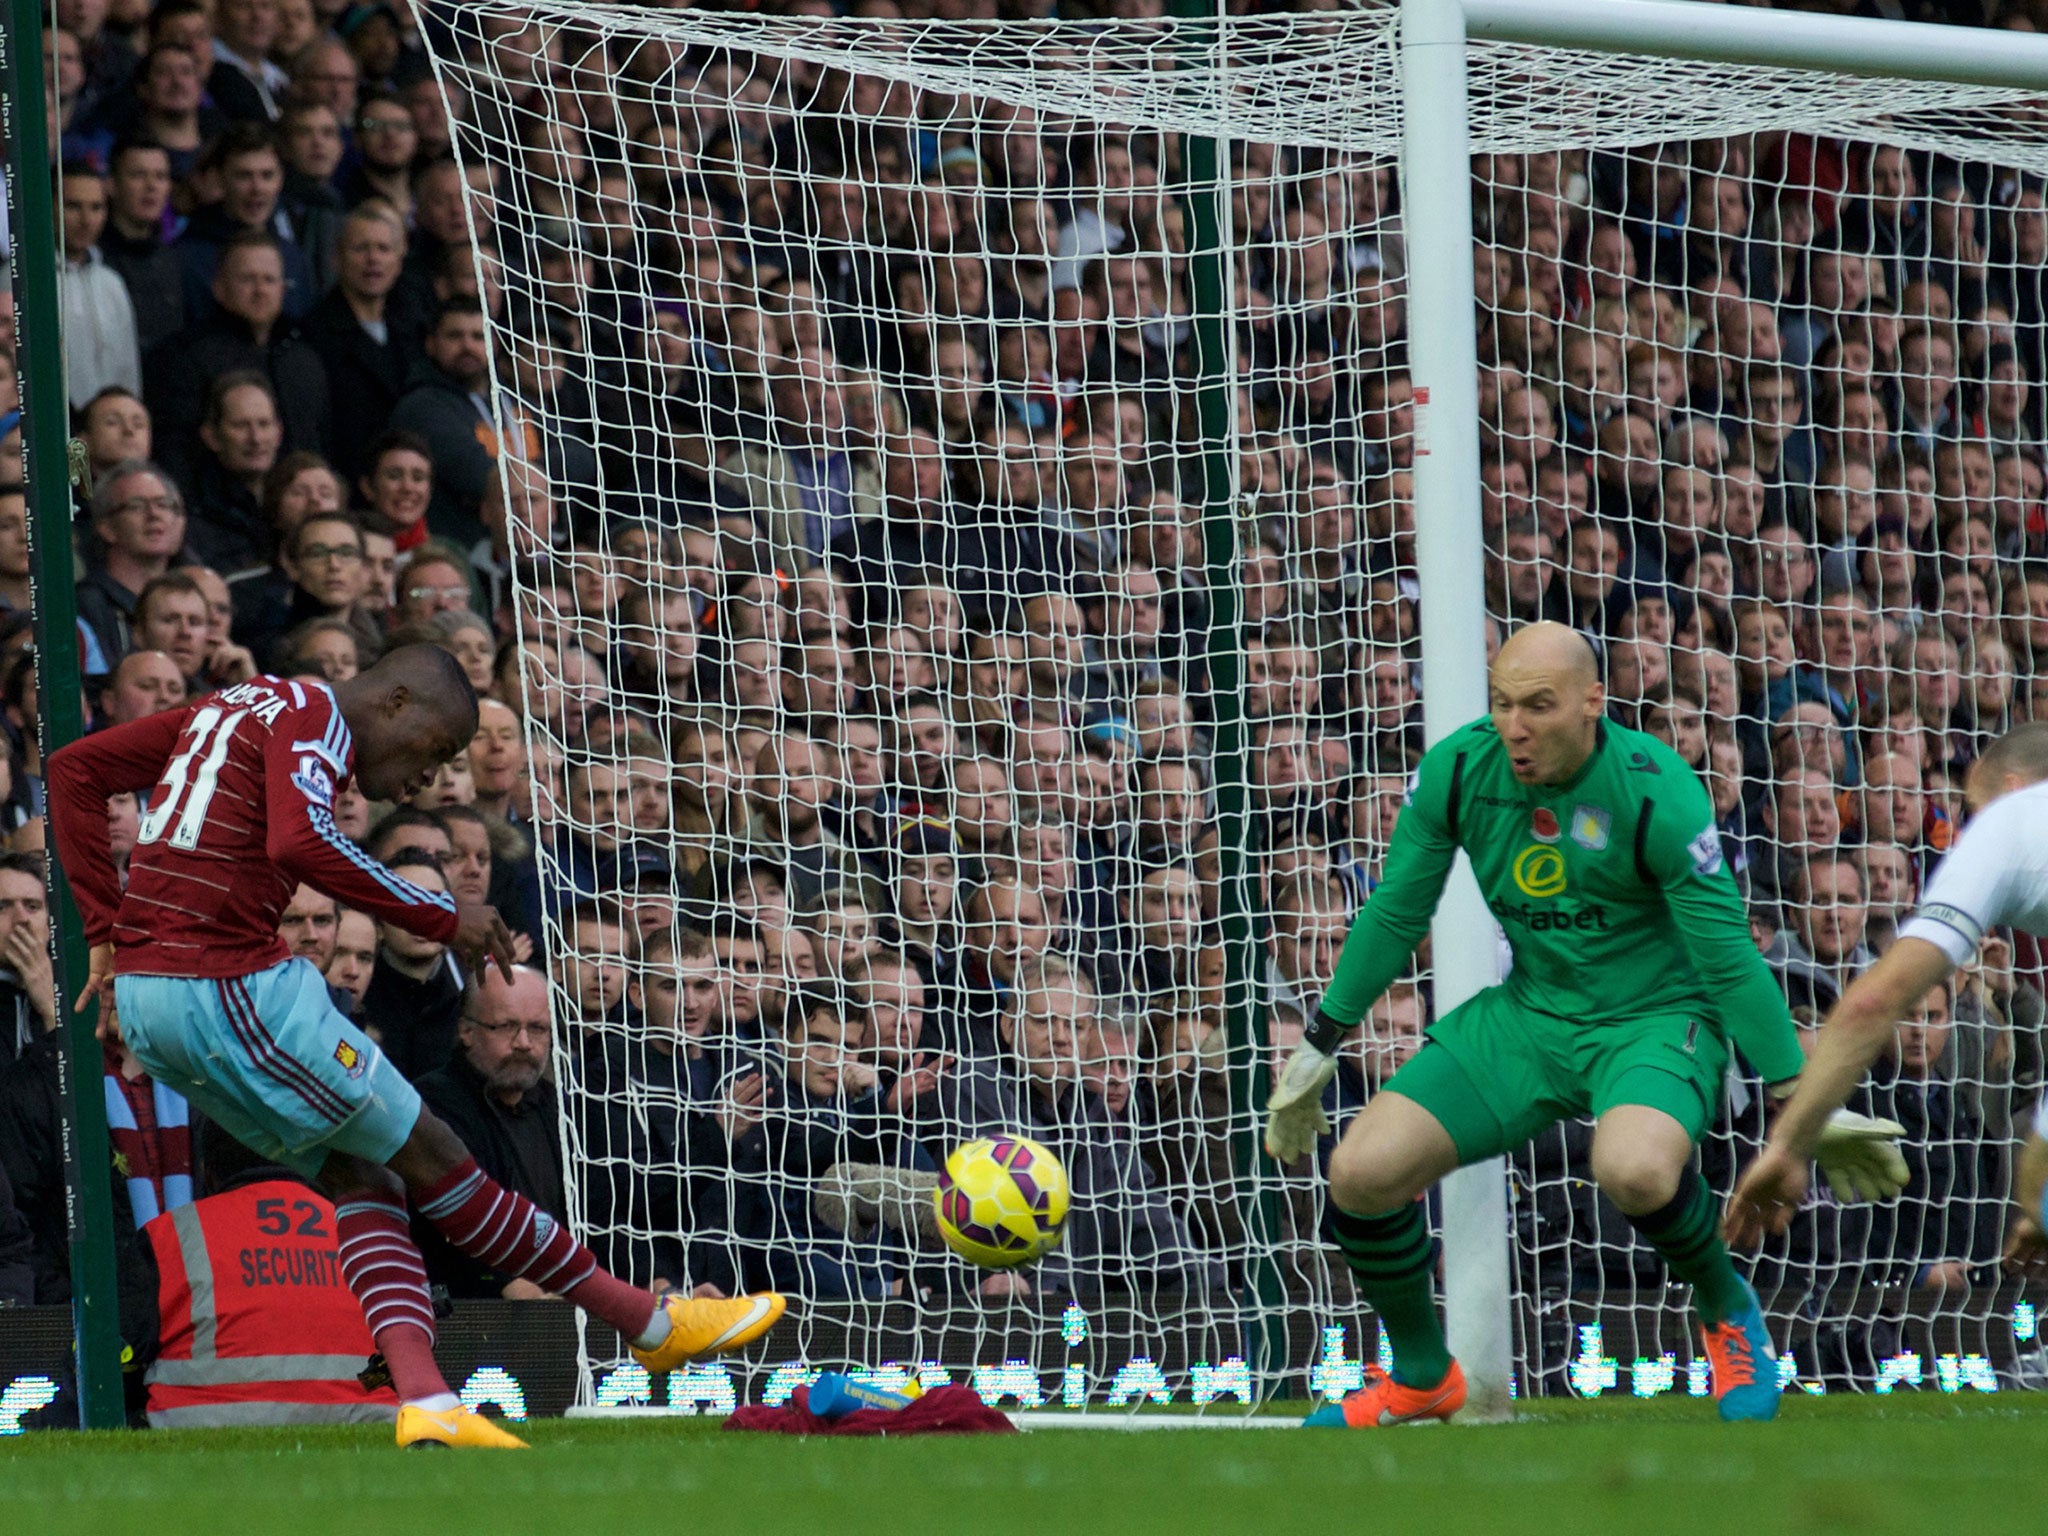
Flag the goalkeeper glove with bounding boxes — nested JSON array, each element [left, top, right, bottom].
[[1265, 1041, 1339, 1163], [1814, 1109, 1909, 1203]]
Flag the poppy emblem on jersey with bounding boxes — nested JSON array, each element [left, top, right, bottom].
[[1570, 804, 1610, 851], [1530, 807, 1561, 843], [1512, 844, 1568, 898], [334, 1041, 365, 1078]]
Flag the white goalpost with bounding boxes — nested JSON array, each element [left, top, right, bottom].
[[1405, 0, 2048, 1421], [424, 0, 2048, 1419]]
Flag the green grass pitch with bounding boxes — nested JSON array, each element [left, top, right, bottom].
[[0, 1395, 2028, 1535]]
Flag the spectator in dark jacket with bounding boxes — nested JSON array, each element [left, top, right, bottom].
[[76, 459, 189, 666], [623, 926, 741, 1295], [413, 966, 568, 1298], [1866, 977, 2005, 1292], [388, 296, 523, 547], [174, 124, 317, 318], [102, 40, 224, 181], [727, 985, 933, 1300], [0, 1155, 31, 1307], [278, 129, 348, 299], [229, 508, 382, 664], [0, 849, 54, 1073], [0, 1030, 155, 1308], [300, 203, 423, 480], [176, 371, 283, 575], [927, 955, 1222, 1300], [397, 157, 479, 316], [205, 0, 289, 122], [100, 140, 186, 351], [356, 857, 465, 1080], [147, 231, 329, 479]]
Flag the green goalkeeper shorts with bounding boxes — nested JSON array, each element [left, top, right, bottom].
[[1380, 984, 1730, 1164]]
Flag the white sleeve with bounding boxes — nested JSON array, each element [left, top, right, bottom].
[[1896, 804, 2019, 967]]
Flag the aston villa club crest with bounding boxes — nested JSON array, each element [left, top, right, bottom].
[[1570, 804, 1611, 851], [334, 1040, 366, 1078], [1530, 807, 1560, 843]]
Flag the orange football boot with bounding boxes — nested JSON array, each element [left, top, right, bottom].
[[1303, 1360, 1467, 1427]]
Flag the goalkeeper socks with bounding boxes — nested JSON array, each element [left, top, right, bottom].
[[415, 1157, 661, 1341], [1625, 1166, 1747, 1326], [335, 1191, 451, 1403], [1326, 1201, 1452, 1389]]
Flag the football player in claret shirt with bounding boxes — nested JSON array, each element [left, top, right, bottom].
[[48, 644, 788, 1449], [1265, 623, 1901, 1429]]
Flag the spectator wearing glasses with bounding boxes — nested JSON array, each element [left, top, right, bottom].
[[413, 965, 567, 1298], [340, 93, 420, 220], [391, 541, 475, 628], [288, 35, 359, 124], [76, 459, 188, 664], [1748, 521, 1819, 609], [234, 507, 375, 665]]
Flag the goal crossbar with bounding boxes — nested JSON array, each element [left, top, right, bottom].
[[1460, 0, 2048, 91]]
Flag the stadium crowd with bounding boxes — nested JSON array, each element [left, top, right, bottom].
[[0, 0, 2045, 1377]]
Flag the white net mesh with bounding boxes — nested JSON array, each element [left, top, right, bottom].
[[425, 5, 2048, 1408]]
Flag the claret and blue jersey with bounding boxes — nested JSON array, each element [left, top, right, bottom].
[[48, 674, 457, 979]]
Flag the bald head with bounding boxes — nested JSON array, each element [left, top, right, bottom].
[[464, 961, 549, 1020], [334, 641, 483, 802], [1969, 722, 2048, 811], [459, 963, 551, 1101], [367, 640, 478, 713], [102, 649, 186, 724], [1494, 622, 1599, 690], [1489, 621, 1606, 785]]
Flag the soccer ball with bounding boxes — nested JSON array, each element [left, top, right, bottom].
[[933, 1135, 1069, 1269]]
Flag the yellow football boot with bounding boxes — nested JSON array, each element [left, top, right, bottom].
[[396, 1402, 530, 1449], [630, 1292, 788, 1374]]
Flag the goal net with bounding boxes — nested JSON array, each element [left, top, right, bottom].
[[423, 2, 2048, 1409]]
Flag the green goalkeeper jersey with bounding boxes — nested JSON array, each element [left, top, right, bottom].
[[1321, 715, 1805, 1086]]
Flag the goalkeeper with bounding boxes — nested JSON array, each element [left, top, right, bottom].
[[1270, 624, 1900, 1428]]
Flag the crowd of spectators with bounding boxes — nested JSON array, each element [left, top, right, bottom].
[[0, 0, 2044, 1376]]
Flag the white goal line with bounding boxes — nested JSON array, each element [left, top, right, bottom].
[[566, 1405, 1303, 1430]]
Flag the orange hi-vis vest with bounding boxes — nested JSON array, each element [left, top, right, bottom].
[[143, 1179, 398, 1427]]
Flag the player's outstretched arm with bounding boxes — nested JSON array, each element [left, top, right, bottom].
[[1265, 740, 1459, 1161], [261, 722, 466, 943], [1724, 937, 1950, 1247], [1767, 938, 1949, 1160]]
